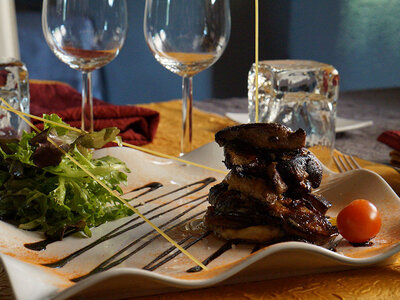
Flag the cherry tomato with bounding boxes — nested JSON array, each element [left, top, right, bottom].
[[336, 199, 382, 243]]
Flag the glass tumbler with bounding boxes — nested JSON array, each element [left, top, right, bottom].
[[248, 60, 339, 157], [0, 58, 30, 139]]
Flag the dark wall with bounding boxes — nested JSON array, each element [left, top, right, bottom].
[[214, 0, 400, 96], [289, 0, 400, 91]]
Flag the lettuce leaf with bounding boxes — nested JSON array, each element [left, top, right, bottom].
[[0, 123, 132, 240]]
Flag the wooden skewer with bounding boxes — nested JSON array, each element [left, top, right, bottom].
[[254, 0, 260, 123]]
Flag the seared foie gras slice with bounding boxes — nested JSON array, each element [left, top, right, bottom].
[[266, 163, 288, 195], [204, 206, 285, 243], [276, 200, 336, 245], [215, 123, 306, 150], [223, 171, 281, 203], [277, 149, 323, 193], [204, 200, 336, 245], [302, 193, 332, 215], [223, 144, 260, 169], [209, 183, 280, 219], [224, 145, 322, 194], [206, 183, 337, 245], [207, 223, 284, 243]]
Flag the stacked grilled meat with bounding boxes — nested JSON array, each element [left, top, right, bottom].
[[204, 123, 337, 245]]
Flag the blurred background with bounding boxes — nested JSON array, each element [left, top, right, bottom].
[[12, 0, 400, 104]]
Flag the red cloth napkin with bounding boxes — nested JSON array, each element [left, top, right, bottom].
[[377, 130, 400, 151], [29, 81, 160, 145]]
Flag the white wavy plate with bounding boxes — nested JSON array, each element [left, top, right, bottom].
[[1, 145, 400, 300], [225, 112, 374, 133]]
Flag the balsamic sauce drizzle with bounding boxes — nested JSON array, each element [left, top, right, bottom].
[[25, 224, 85, 251], [124, 182, 163, 203], [43, 189, 210, 268], [143, 231, 211, 272], [251, 244, 262, 254], [350, 241, 374, 247], [72, 207, 208, 282], [134, 177, 215, 206], [327, 237, 343, 252], [186, 241, 233, 273], [25, 237, 62, 252], [142, 236, 193, 271]]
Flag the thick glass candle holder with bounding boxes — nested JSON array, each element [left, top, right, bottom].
[[0, 58, 30, 138], [248, 60, 339, 154]]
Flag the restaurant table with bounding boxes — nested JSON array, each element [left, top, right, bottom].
[[1, 88, 400, 299]]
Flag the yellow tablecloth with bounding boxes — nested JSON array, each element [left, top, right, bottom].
[[139, 100, 237, 156], [136, 100, 400, 300]]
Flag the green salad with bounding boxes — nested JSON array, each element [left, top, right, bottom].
[[0, 115, 132, 240]]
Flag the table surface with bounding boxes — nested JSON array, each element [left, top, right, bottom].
[[196, 88, 400, 164]]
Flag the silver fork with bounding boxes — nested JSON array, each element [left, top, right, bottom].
[[333, 154, 362, 172]]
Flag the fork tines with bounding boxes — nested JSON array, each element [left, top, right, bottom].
[[333, 154, 361, 172]]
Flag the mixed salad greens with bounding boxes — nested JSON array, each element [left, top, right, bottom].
[[0, 115, 132, 240]]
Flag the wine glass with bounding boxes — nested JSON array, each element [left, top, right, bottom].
[[42, 0, 127, 132], [144, 0, 231, 155]]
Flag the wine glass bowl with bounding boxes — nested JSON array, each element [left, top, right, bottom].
[[51, 47, 120, 73], [42, 0, 127, 131], [153, 52, 219, 78], [144, 0, 231, 154]]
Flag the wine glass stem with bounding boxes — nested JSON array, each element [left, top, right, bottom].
[[181, 76, 193, 155], [81, 71, 94, 132]]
